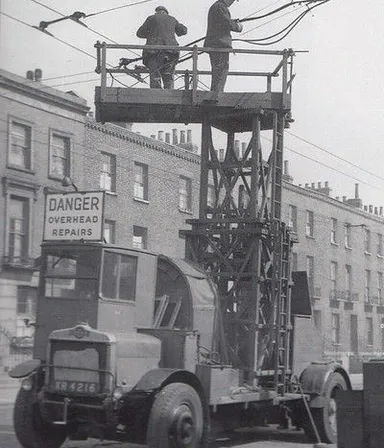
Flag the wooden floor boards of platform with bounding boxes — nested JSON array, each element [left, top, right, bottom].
[[95, 87, 291, 132]]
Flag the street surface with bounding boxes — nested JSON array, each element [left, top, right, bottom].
[[0, 374, 363, 448]]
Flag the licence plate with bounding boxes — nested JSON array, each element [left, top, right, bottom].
[[54, 380, 99, 394]]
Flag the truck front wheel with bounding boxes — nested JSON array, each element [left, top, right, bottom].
[[303, 372, 347, 444], [14, 388, 67, 448], [147, 382, 204, 448]]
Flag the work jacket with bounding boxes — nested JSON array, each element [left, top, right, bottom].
[[204, 0, 241, 49], [137, 13, 187, 64]]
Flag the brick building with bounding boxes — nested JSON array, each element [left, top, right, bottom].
[[283, 176, 384, 370], [1, 68, 384, 372], [0, 68, 89, 369]]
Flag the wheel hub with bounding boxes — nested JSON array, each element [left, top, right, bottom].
[[170, 404, 196, 447]]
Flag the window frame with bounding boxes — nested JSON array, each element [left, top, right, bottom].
[[103, 219, 116, 244], [133, 162, 149, 202], [7, 117, 34, 172], [288, 204, 297, 233], [133, 225, 148, 250], [344, 223, 351, 248], [305, 210, 314, 237], [366, 316, 373, 346], [330, 261, 338, 293], [331, 313, 341, 344], [179, 175, 192, 212], [364, 228, 371, 254], [331, 218, 338, 244], [100, 152, 117, 193], [100, 250, 137, 302], [48, 129, 72, 180]]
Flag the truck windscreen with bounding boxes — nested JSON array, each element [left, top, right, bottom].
[[44, 248, 100, 299]]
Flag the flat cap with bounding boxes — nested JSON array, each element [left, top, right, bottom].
[[155, 6, 169, 14]]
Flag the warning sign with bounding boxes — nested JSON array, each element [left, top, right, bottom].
[[43, 191, 105, 241]]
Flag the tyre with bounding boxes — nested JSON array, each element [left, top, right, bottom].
[[147, 382, 204, 448], [303, 372, 347, 444], [13, 388, 67, 448]]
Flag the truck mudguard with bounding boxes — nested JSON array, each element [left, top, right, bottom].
[[300, 361, 351, 406], [134, 368, 205, 398], [8, 359, 41, 378]]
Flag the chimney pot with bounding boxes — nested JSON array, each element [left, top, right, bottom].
[[318, 182, 322, 188], [364, 205, 368, 211], [311, 183, 315, 189], [180, 130, 186, 144], [305, 183, 309, 188], [369, 205, 373, 213], [172, 129, 178, 145], [34, 68, 42, 82], [380, 206, 383, 216], [165, 132, 171, 144], [284, 160, 289, 175], [375, 207, 378, 215], [158, 130, 164, 141], [187, 129, 192, 144], [325, 181, 329, 188], [355, 183, 359, 199], [26, 70, 34, 80], [343, 196, 347, 202]]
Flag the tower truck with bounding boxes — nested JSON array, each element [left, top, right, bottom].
[[9, 43, 351, 447]]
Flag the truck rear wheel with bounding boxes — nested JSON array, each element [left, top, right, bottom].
[[147, 382, 204, 448], [14, 388, 67, 448], [303, 372, 347, 444]]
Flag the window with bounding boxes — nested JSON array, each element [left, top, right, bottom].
[[330, 261, 338, 293], [331, 313, 340, 344], [305, 210, 314, 237], [366, 317, 373, 346], [8, 196, 30, 263], [331, 218, 338, 243], [306, 256, 314, 297], [288, 205, 297, 233], [345, 265, 352, 299], [9, 121, 32, 170], [49, 133, 70, 178], [313, 309, 322, 331], [17, 286, 37, 316], [133, 226, 147, 250], [378, 272, 383, 301], [207, 184, 215, 209], [350, 315, 358, 353], [364, 228, 371, 253], [179, 176, 192, 211], [100, 153, 116, 192], [344, 223, 351, 248], [134, 162, 148, 201], [378, 233, 383, 256], [44, 248, 99, 299], [104, 220, 116, 244], [365, 269, 371, 302], [101, 252, 137, 301]]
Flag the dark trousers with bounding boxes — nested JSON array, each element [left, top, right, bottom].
[[145, 52, 178, 89], [209, 52, 229, 93]]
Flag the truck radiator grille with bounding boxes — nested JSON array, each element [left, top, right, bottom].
[[47, 340, 111, 395]]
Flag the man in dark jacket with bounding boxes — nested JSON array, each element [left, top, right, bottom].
[[204, 0, 243, 94], [137, 6, 187, 89]]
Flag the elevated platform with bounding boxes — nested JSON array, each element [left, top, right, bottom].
[[95, 87, 290, 133]]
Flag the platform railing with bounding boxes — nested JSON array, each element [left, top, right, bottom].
[[95, 42, 295, 104]]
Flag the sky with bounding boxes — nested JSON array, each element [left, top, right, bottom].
[[1, 0, 384, 210]]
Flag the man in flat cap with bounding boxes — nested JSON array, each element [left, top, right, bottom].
[[137, 6, 187, 89], [204, 0, 243, 95]]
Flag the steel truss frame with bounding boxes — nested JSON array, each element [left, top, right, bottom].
[[183, 111, 293, 392]]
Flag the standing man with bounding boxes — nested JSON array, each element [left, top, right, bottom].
[[204, 0, 243, 94], [137, 6, 187, 89]]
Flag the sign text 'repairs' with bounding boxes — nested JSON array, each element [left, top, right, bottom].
[[44, 191, 105, 241]]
